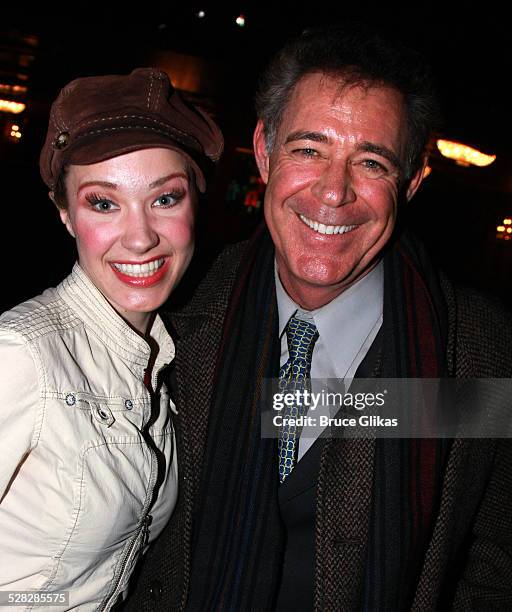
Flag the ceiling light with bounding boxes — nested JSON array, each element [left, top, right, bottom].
[[436, 139, 496, 167]]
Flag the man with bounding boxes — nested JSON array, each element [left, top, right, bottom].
[[126, 25, 512, 611]]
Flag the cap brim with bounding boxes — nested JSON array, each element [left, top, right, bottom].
[[61, 131, 207, 192]]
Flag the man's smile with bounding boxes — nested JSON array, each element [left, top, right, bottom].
[[298, 213, 359, 236]]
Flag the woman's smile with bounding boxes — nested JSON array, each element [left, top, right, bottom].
[[110, 257, 170, 287]]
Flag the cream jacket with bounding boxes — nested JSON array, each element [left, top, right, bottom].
[[0, 264, 178, 611]]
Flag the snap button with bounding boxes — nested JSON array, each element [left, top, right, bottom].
[[91, 403, 115, 427], [149, 579, 163, 601], [97, 407, 110, 420], [124, 399, 133, 410], [65, 393, 76, 406], [54, 131, 70, 149]]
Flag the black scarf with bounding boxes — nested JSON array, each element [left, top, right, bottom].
[[362, 232, 450, 611]]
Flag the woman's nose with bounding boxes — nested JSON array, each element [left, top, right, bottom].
[[120, 211, 159, 254]]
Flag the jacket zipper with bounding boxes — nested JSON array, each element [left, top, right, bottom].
[[98, 445, 158, 611]]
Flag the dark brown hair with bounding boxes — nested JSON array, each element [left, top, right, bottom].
[[255, 23, 441, 180]]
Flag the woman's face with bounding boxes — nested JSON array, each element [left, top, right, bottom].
[[60, 148, 196, 333]]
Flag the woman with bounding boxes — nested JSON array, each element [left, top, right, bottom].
[[0, 68, 222, 610]]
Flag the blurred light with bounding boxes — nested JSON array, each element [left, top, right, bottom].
[[495, 217, 512, 241], [197, 10, 205, 18], [6, 122, 22, 143], [423, 165, 432, 178], [0, 99, 26, 114], [23, 34, 39, 47], [436, 139, 496, 167], [0, 83, 28, 95], [235, 14, 245, 26], [19, 54, 34, 68]]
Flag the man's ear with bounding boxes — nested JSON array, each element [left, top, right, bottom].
[[57, 205, 76, 239], [405, 156, 429, 201], [253, 120, 270, 184]]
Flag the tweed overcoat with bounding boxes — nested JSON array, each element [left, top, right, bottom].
[[124, 239, 512, 612]]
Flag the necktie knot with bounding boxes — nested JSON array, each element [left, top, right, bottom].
[[280, 316, 318, 390], [285, 315, 318, 358]]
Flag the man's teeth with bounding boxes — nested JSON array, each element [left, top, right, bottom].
[[112, 258, 165, 277], [299, 214, 358, 235]]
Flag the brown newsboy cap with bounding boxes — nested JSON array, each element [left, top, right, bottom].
[[39, 67, 223, 193]]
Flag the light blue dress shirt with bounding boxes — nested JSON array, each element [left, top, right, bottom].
[[275, 261, 384, 460]]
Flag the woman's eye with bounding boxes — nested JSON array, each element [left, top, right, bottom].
[[94, 200, 115, 211], [153, 192, 183, 207], [85, 195, 118, 212]]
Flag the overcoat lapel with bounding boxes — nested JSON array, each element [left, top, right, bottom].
[[171, 309, 225, 493], [161, 306, 227, 610]]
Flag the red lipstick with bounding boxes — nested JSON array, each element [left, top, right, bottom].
[[110, 258, 170, 287]]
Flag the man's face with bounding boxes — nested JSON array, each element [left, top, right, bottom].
[[254, 72, 425, 309]]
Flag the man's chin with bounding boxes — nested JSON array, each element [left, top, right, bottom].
[[281, 273, 351, 310]]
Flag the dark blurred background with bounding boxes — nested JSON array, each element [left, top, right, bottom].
[[1, 4, 511, 313]]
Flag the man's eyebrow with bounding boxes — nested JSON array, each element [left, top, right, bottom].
[[283, 133, 403, 170], [356, 141, 402, 172], [284, 131, 329, 145]]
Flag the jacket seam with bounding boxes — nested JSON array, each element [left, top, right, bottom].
[[0, 329, 46, 452]]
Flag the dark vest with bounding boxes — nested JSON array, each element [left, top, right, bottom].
[[275, 329, 382, 611]]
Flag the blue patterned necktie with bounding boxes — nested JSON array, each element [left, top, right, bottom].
[[278, 315, 319, 483]]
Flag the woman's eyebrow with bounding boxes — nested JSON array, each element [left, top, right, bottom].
[[76, 173, 189, 194], [78, 180, 117, 193], [148, 173, 188, 189]]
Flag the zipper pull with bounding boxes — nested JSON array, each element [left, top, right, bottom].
[[142, 514, 152, 548]]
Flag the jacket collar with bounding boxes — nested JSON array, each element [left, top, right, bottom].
[[57, 263, 174, 370]]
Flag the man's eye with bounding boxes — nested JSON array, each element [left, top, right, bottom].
[[361, 159, 387, 174], [293, 148, 319, 158]]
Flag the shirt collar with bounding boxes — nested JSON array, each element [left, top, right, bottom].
[[57, 262, 174, 370], [276, 265, 300, 339], [275, 261, 383, 378]]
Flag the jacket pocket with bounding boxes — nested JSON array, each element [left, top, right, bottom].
[[37, 392, 164, 606]]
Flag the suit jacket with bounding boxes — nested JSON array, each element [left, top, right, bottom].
[[124, 237, 512, 612]]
